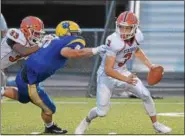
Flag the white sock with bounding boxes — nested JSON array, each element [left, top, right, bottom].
[[45, 121, 54, 128], [87, 107, 98, 121]]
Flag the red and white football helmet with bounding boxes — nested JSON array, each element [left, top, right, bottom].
[[116, 11, 139, 40], [20, 16, 45, 45]]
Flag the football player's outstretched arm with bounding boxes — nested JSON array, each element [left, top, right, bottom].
[[105, 55, 137, 85], [61, 45, 106, 59], [12, 43, 40, 57], [61, 47, 94, 58], [135, 47, 153, 69]]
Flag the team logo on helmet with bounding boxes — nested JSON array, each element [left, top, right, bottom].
[[62, 22, 70, 29]]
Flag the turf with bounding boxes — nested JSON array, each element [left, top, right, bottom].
[[1, 97, 184, 135]]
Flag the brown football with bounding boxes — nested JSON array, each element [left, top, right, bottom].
[[147, 66, 164, 86]]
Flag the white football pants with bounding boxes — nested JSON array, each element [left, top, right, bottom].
[[95, 70, 156, 117]]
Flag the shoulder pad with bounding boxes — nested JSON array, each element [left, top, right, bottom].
[[6, 28, 27, 45], [135, 28, 144, 44]]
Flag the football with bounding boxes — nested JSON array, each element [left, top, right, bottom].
[[147, 65, 164, 86]]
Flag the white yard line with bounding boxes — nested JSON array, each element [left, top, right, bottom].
[[157, 112, 184, 117], [30, 132, 41, 134]]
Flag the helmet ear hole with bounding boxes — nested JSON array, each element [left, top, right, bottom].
[[70, 32, 81, 36]]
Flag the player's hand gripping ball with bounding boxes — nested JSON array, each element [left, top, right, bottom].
[[147, 65, 164, 86]]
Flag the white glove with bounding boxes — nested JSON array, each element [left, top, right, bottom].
[[92, 44, 107, 55]]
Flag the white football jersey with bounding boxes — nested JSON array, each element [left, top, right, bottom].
[[1, 28, 30, 70], [98, 28, 144, 75]]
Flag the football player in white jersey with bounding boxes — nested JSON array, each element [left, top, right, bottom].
[[75, 11, 172, 134], [1, 16, 46, 98], [1, 16, 45, 70]]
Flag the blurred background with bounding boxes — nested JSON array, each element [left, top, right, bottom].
[[1, 0, 184, 98]]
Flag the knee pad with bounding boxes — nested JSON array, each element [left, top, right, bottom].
[[142, 91, 152, 101], [96, 105, 110, 117], [136, 84, 151, 101]]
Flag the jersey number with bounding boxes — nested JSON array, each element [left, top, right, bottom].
[[9, 55, 22, 62], [10, 30, 19, 39], [118, 52, 132, 67]]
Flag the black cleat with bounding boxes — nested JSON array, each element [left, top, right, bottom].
[[129, 94, 138, 98], [44, 123, 68, 134]]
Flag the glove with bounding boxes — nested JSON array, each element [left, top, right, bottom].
[[92, 45, 107, 55]]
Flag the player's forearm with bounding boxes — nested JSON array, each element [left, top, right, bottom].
[[72, 48, 96, 58], [22, 46, 40, 56], [135, 48, 153, 69], [13, 45, 40, 57], [105, 68, 128, 82]]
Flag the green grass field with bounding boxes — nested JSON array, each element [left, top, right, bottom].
[[1, 97, 184, 135]]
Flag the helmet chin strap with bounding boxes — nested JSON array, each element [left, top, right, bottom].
[[27, 35, 42, 47]]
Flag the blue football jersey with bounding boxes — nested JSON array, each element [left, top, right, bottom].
[[25, 36, 85, 84]]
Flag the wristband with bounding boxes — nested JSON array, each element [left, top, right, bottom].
[[92, 48, 98, 55]]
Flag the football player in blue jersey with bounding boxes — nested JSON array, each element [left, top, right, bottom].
[[1, 20, 106, 134]]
